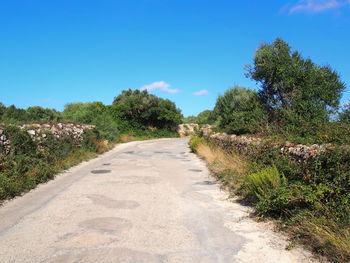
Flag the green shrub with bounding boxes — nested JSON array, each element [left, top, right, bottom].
[[0, 124, 104, 201], [189, 136, 205, 152], [214, 86, 267, 134], [243, 165, 287, 202]]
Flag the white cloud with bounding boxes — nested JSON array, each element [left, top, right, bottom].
[[287, 0, 349, 14], [193, 89, 209, 96], [140, 81, 179, 94]]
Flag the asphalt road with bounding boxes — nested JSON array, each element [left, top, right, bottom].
[[0, 138, 316, 263]]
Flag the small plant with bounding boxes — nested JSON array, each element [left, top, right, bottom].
[[286, 242, 295, 251], [189, 136, 205, 153], [242, 166, 287, 202]]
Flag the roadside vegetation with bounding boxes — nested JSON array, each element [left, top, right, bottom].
[[0, 89, 182, 202], [190, 38, 350, 262]]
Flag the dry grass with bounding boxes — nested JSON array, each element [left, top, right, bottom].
[[195, 141, 247, 190], [54, 149, 96, 171], [289, 217, 350, 262], [120, 134, 134, 142]]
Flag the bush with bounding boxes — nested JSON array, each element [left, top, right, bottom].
[[62, 102, 120, 141], [112, 89, 183, 130], [189, 136, 205, 152], [214, 86, 267, 134], [183, 110, 217, 125], [243, 165, 287, 203], [0, 124, 103, 201]]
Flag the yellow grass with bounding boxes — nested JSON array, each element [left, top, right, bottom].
[[195, 141, 247, 190], [120, 134, 134, 142]]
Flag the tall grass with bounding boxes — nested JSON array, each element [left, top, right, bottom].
[[192, 136, 247, 190]]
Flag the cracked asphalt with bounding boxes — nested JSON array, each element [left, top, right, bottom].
[[0, 138, 316, 262]]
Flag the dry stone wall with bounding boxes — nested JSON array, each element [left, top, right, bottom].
[[0, 128, 10, 155], [202, 129, 328, 162], [177, 124, 215, 137], [0, 123, 95, 156], [177, 123, 199, 137]]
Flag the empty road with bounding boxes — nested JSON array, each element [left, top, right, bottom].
[[0, 138, 316, 263]]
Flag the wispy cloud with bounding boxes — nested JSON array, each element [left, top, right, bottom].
[[140, 81, 179, 94], [285, 0, 349, 14], [193, 89, 209, 96]]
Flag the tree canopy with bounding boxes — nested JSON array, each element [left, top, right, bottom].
[[245, 38, 345, 126], [112, 89, 183, 129]]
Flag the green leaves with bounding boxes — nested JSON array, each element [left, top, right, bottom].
[[246, 38, 345, 127], [111, 89, 183, 129], [214, 86, 267, 134]]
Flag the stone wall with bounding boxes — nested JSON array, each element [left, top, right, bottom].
[[0, 128, 10, 155], [0, 123, 95, 156], [177, 123, 199, 137], [177, 124, 215, 137], [203, 130, 328, 162]]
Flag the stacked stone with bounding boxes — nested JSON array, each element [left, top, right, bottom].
[[0, 123, 95, 156], [205, 131, 328, 162], [280, 142, 327, 162], [177, 123, 199, 137], [208, 133, 262, 155], [19, 123, 95, 142], [0, 127, 11, 155]]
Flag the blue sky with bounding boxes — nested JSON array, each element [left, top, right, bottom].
[[0, 0, 349, 117]]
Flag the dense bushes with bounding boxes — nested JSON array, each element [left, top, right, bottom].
[[214, 86, 267, 134], [339, 102, 350, 125], [0, 105, 60, 124], [0, 125, 104, 200], [112, 89, 183, 130], [62, 102, 120, 141], [192, 136, 350, 261], [242, 142, 350, 261], [183, 110, 217, 125]]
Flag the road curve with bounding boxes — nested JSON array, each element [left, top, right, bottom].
[[0, 138, 316, 263]]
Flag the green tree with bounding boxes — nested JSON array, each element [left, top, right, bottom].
[[62, 102, 119, 141], [245, 38, 345, 126], [0, 102, 5, 120], [26, 106, 60, 122], [214, 86, 266, 134], [183, 115, 197, 124], [183, 110, 216, 125], [196, 110, 217, 125], [112, 89, 182, 129], [2, 105, 28, 123], [339, 102, 350, 124]]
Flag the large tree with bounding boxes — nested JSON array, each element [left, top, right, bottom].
[[245, 38, 345, 126]]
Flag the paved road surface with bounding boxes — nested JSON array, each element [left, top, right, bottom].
[[0, 138, 316, 263]]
